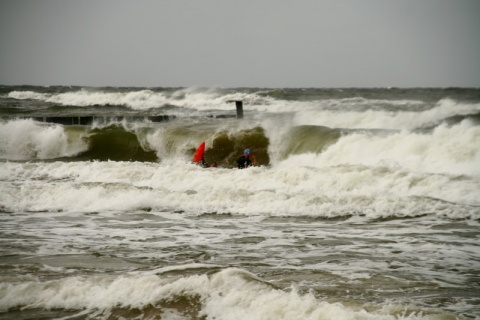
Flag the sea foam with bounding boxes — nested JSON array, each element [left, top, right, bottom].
[[0, 119, 88, 160], [315, 119, 480, 176], [1, 158, 478, 219], [0, 267, 451, 320], [292, 99, 480, 130]]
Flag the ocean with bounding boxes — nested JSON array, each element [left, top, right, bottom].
[[0, 86, 479, 320]]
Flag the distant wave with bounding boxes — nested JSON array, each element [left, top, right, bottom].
[[7, 88, 273, 111], [6, 88, 480, 131], [292, 98, 480, 130]]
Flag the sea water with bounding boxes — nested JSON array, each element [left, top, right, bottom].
[[0, 86, 479, 319]]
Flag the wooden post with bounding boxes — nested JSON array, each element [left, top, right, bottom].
[[235, 100, 243, 119]]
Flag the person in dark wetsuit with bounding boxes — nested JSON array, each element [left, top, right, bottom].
[[237, 148, 256, 169]]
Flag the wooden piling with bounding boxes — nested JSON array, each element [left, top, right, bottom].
[[235, 101, 243, 119]]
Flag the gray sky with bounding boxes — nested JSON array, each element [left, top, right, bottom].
[[1, 0, 479, 87]]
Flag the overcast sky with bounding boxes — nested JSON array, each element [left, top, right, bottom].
[[1, 0, 479, 88]]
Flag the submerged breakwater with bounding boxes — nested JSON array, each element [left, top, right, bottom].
[[27, 114, 177, 125]]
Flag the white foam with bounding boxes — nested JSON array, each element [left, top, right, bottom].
[[315, 119, 480, 176], [8, 90, 50, 100], [0, 119, 88, 160], [0, 268, 449, 319], [1, 157, 478, 219], [292, 99, 480, 129]]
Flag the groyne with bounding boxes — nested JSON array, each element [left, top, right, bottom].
[[8, 101, 244, 125]]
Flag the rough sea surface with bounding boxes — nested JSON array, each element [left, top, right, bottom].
[[1, 86, 479, 319]]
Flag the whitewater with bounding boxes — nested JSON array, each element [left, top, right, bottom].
[[0, 86, 479, 319]]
